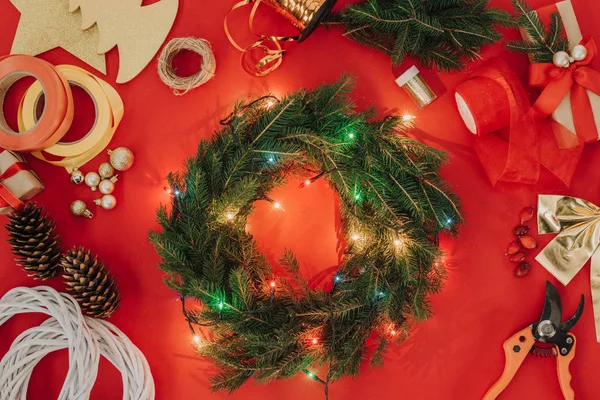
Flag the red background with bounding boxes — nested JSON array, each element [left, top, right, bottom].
[[1, 0, 600, 399]]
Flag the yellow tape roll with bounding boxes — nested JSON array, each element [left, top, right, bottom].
[[19, 65, 124, 173]]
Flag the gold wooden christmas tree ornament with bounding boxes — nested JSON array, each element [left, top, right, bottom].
[[9, 0, 106, 73], [69, 0, 179, 83], [61, 247, 121, 318]]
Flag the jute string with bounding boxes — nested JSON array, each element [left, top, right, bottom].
[[158, 37, 216, 96]]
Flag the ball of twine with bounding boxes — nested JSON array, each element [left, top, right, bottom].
[[158, 37, 216, 96]]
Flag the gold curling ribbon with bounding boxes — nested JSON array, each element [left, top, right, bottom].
[[536, 195, 600, 342], [18, 65, 124, 173], [224, 0, 334, 76]]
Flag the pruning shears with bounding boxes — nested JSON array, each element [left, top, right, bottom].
[[483, 281, 584, 400]]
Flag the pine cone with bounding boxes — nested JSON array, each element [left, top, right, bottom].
[[6, 203, 62, 280], [61, 247, 121, 318]]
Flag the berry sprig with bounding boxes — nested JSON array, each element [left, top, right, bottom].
[[505, 206, 539, 277]]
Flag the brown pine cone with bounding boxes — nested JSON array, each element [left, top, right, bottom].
[[61, 247, 121, 318], [6, 203, 62, 280]]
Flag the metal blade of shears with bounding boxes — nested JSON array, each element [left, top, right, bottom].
[[539, 281, 562, 327], [559, 294, 585, 332]]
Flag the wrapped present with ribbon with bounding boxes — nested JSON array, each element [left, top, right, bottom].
[[454, 58, 583, 188], [536, 195, 600, 342], [0, 150, 44, 215], [522, 0, 600, 144]]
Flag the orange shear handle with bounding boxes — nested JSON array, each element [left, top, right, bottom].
[[556, 334, 576, 400], [483, 326, 536, 400]]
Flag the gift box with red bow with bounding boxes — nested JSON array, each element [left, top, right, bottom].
[[521, 0, 600, 144], [0, 150, 44, 214]]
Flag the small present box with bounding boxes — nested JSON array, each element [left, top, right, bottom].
[[521, 0, 600, 141], [0, 150, 44, 214]]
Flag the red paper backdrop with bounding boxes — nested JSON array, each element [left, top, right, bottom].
[[1, 0, 600, 399]]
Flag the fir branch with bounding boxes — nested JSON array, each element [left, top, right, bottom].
[[330, 0, 513, 71], [507, 0, 569, 60]]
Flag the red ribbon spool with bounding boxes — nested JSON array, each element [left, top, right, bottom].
[[455, 58, 583, 188], [455, 77, 510, 136]]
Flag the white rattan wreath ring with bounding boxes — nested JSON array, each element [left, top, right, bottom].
[[0, 286, 154, 400]]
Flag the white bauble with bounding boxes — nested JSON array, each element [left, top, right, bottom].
[[553, 51, 571, 68], [570, 45, 588, 61]]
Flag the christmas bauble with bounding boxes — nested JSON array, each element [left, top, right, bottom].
[[70, 169, 84, 185], [553, 51, 571, 68], [70, 200, 93, 218], [571, 44, 588, 61], [98, 162, 115, 179], [85, 172, 101, 191], [98, 179, 115, 195], [108, 147, 134, 171], [95, 195, 117, 210]]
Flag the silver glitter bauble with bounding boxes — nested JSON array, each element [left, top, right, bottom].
[[95, 195, 117, 210], [108, 147, 134, 171], [98, 179, 115, 195], [85, 172, 101, 191], [553, 51, 572, 68], [70, 169, 85, 185], [570, 44, 588, 61], [98, 162, 115, 179], [70, 200, 93, 218]]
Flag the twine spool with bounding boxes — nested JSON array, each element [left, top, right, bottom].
[[158, 37, 216, 96]]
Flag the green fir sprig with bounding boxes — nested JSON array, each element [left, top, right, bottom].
[[328, 0, 515, 71], [506, 0, 569, 62], [150, 76, 461, 397]]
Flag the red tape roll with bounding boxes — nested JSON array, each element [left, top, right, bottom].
[[0, 55, 73, 151]]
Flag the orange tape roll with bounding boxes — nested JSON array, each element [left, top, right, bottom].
[[0, 55, 73, 151], [19, 65, 124, 173]]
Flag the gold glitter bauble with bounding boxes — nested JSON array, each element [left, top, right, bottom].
[[108, 147, 134, 171], [98, 162, 115, 179], [70, 200, 93, 218]]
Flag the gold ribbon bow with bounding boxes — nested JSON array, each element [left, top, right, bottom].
[[536, 195, 600, 341]]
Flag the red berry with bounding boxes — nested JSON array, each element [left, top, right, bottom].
[[519, 235, 538, 250], [505, 241, 522, 255], [513, 225, 530, 236], [520, 206, 535, 224], [515, 262, 532, 277], [510, 252, 528, 263]]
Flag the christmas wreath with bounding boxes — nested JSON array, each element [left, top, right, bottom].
[[150, 76, 461, 397]]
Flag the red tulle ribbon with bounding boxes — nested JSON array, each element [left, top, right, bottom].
[[0, 162, 29, 211], [459, 58, 583, 187], [530, 37, 600, 143]]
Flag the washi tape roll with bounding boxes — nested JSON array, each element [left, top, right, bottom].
[[0, 55, 73, 151], [19, 65, 124, 173]]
